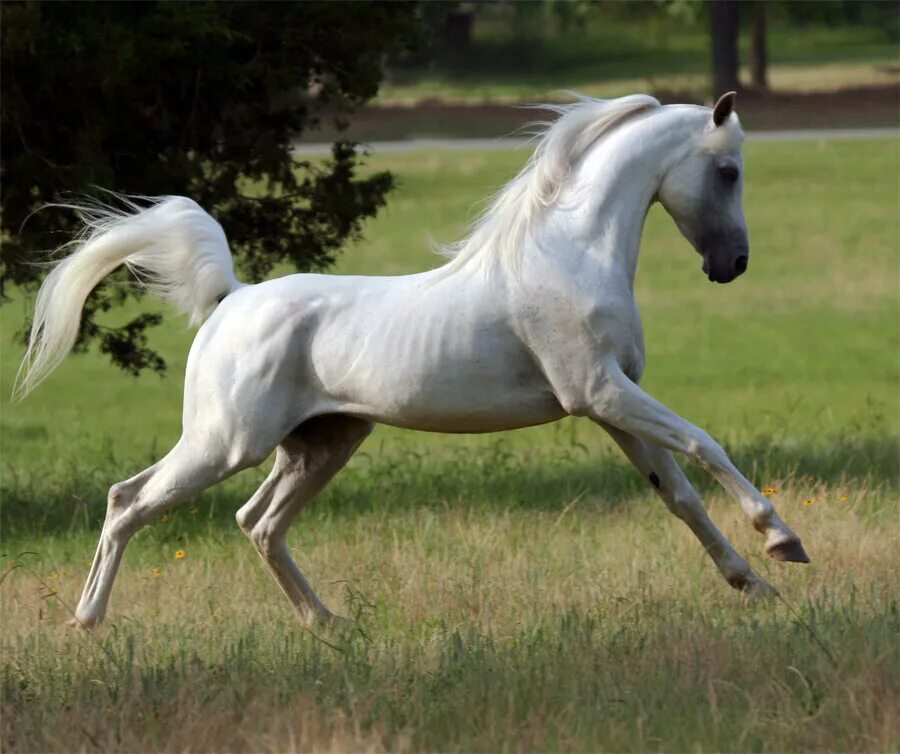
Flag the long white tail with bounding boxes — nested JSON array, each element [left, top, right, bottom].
[[14, 195, 241, 400]]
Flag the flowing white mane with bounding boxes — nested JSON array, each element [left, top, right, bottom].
[[440, 94, 661, 273]]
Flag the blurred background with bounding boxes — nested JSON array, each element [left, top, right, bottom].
[[318, 0, 900, 140], [3, 0, 897, 375], [1, 0, 897, 561]]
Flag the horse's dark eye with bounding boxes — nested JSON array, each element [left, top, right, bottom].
[[719, 165, 740, 184]]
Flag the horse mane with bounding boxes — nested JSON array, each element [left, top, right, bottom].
[[438, 94, 661, 274]]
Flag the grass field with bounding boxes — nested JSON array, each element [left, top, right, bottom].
[[2, 138, 898, 752], [380, 19, 899, 103]]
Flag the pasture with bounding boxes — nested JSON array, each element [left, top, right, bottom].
[[2, 137, 898, 752], [380, 17, 898, 103]]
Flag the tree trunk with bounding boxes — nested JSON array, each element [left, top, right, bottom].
[[709, 0, 740, 96], [750, 1, 767, 89], [444, 10, 473, 50]]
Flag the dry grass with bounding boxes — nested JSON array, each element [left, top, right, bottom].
[[3, 478, 897, 752], [2, 139, 897, 752]]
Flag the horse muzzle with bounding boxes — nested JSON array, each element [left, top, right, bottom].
[[702, 249, 749, 284]]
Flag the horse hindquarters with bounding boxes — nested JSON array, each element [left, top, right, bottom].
[[72, 317, 297, 629]]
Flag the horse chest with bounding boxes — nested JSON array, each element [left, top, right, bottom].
[[518, 288, 645, 379]]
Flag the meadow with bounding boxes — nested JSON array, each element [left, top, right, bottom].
[[380, 17, 899, 103], [2, 137, 898, 752]]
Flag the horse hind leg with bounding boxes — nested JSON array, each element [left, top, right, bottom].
[[235, 414, 373, 628], [70, 439, 249, 629]]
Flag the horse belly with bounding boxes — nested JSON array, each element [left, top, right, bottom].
[[314, 325, 565, 433], [370, 371, 566, 433]]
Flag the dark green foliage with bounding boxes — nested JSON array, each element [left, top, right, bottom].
[[1, 1, 420, 373]]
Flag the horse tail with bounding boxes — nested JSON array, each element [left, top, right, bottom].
[[14, 195, 241, 400]]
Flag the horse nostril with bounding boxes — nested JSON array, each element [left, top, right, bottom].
[[735, 255, 748, 275]]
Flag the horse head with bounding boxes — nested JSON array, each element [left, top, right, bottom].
[[657, 92, 749, 284]]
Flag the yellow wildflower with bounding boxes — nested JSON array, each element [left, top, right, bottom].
[[839, 495, 848, 502], [174, 549, 186, 560], [803, 498, 815, 506], [762, 487, 777, 495]]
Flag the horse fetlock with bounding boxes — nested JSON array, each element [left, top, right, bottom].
[[68, 612, 104, 631], [742, 578, 778, 603], [722, 556, 753, 589], [303, 608, 349, 632], [725, 566, 775, 599]]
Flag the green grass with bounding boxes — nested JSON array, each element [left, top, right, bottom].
[[2, 139, 898, 751], [380, 17, 899, 103]]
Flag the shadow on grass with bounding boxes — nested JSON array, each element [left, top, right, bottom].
[[2, 431, 895, 538]]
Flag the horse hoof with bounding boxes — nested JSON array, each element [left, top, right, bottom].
[[304, 610, 349, 632], [744, 579, 778, 603], [767, 539, 810, 563], [67, 615, 102, 631]]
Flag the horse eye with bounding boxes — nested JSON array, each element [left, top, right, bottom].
[[719, 165, 740, 184]]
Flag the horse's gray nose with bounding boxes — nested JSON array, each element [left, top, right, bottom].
[[734, 255, 748, 276]]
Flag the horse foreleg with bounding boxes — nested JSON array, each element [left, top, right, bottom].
[[583, 362, 808, 563], [236, 415, 372, 628], [600, 422, 775, 598]]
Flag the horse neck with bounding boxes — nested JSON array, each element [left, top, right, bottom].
[[532, 108, 700, 291]]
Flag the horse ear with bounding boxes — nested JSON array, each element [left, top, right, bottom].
[[713, 91, 737, 127]]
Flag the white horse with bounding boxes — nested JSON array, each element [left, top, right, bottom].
[[17, 92, 809, 630]]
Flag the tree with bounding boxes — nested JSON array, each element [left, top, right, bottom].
[[709, 0, 740, 95], [748, 1, 767, 89], [1, 2, 421, 376]]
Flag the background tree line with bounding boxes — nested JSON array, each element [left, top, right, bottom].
[[1, 1, 420, 376], [3, 0, 894, 378]]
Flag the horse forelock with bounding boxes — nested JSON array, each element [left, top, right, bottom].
[[438, 94, 661, 274]]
